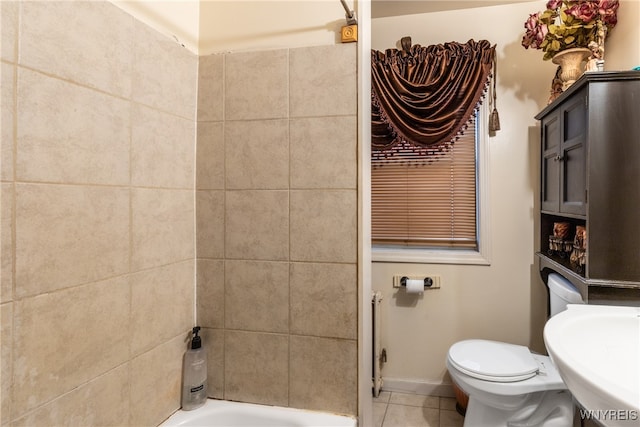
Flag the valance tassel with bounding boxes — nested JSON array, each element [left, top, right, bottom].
[[488, 50, 501, 133]]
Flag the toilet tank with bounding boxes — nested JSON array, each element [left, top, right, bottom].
[[548, 273, 584, 317]]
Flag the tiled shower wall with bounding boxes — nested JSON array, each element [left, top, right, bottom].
[[1, 1, 359, 425], [196, 45, 359, 415], [1, 2, 197, 426]]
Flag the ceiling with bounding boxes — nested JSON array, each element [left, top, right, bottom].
[[371, 1, 535, 19]]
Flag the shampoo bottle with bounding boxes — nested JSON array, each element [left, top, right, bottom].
[[181, 326, 207, 410]]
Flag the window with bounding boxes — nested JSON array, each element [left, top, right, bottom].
[[371, 106, 491, 265]]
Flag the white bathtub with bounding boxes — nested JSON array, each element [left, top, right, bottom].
[[160, 399, 357, 427]]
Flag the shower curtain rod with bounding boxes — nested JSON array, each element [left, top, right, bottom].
[[340, 0, 357, 25]]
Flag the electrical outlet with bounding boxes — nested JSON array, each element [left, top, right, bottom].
[[392, 275, 441, 289]]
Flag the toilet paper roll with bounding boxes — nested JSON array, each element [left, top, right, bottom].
[[405, 279, 424, 294]]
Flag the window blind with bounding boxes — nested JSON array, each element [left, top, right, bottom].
[[371, 115, 478, 249]]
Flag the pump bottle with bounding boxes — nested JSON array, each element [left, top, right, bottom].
[[181, 326, 207, 410]]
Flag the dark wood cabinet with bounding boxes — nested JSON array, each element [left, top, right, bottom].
[[540, 90, 587, 216], [535, 71, 640, 302]]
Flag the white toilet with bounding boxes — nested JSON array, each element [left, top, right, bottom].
[[446, 273, 584, 426]]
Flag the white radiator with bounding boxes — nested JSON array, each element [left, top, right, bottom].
[[371, 291, 385, 397]]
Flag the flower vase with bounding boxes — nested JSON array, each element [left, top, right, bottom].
[[552, 48, 591, 90]]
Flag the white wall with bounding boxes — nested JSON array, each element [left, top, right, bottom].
[[371, 1, 640, 393], [112, 0, 200, 53], [606, 0, 640, 70], [110, 0, 639, 62], [199, 1, 349, 54], [112, 0, 352, 54]]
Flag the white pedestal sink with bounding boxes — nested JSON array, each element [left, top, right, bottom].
[[544, 304, 640, 427]]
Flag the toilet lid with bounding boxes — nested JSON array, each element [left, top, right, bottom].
[[448, 340, 539, 382]]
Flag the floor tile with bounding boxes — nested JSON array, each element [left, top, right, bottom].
[[373, 402, 387, 427], [439, 397, 458, 411], [383, 404, 439, 427], [373, 391, 391, 404], [439, 409, 465, 427], [389, 392, 439, 408], [373, 391, 465, 427]]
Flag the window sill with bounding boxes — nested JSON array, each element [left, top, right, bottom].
[[372, 246, 491, 265]]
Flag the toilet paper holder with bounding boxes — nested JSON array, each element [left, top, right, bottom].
[[393, 275, 441, 289]]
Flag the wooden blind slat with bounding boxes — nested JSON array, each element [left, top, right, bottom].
[[371, 114, 478, 249]]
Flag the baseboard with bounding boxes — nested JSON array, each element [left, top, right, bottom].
[[381, 378, 456, 398]]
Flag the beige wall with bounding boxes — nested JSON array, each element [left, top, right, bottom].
[[112, 0, 200, 53], [1, 2, 197, 425], [606, 0, 640, 70], [371, 0, 640, 393], [198, 1, 348, 54], [195, 43, 359, 416], [113, 0, 350, 55]]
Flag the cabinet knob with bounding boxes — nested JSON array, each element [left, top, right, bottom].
[[555, 155, 565, 161]]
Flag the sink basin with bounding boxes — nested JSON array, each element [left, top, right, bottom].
[[544, 304, 640, 426]]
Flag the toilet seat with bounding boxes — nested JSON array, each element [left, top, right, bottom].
[[448, 340, 539, 382]]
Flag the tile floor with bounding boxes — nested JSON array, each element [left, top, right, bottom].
[[372, 391, 465, 427]]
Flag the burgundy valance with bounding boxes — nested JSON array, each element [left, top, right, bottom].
[[371, 38, 495, 154]]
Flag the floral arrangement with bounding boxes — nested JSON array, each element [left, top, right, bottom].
[[522, 0, 619, 60]]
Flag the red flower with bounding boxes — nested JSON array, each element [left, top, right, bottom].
[[546, 0, 563, 10], [597, 0, 619, 26], [522, 13, 549, 50], [567, 1, 599, 23]]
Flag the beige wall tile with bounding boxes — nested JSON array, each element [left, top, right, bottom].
[[225, 119, 289, 190], [196, 190, 224, 259], [132, 104, 195, 189], [16, 68, 130, 186], [1, 302, 12, 423], [130, 335, 184, 427], [1, 1, 18, 62], [202, 327, 224, 399], [19, 2, 133, 97], [1, 184, 13, 303], [290, 190, 357, 263], [130, 261, 195, 357], [12, 276, 130, 418], [198, 54, 224, 122], [289, 335, 357, 415], [1, 62, 15, 181], [196, 122, 224, 190], [15, 184, 129, 298], [225, 260, 289, 333], [13, 364, 130, 427], [225, 330, 288, 406], [290, 116, 357, 189], [290, 44, 357, 118], [290, 262, 356, 339], [197, 260, 224, 329], [225, 50, 288, 120], [3, 3, 199, 425], [131, 188, 194, 271], [132, 20, 197, 120], [225, 190, 289, 261]]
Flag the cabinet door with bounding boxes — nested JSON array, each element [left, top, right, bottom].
[[559, 93, 587, 216], [541, 113, 560, 212]]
